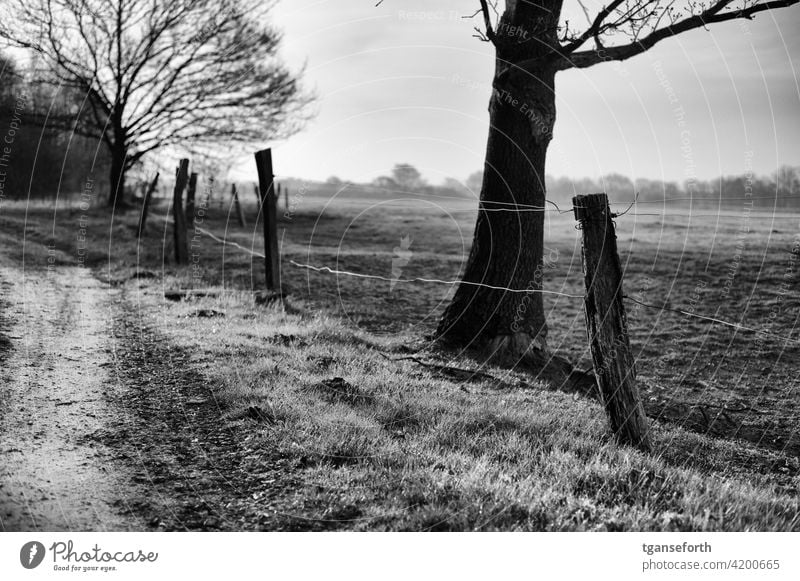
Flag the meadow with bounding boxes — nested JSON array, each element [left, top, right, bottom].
[[1, 187, 798, 530]]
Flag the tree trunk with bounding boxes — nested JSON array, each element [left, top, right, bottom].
[[108, 143, 126, 209], [436, 3, 565, 370]]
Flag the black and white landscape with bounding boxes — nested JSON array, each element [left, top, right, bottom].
[[0, 0, 799, 533]]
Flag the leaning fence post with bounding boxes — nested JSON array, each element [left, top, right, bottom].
[[136, 171, 159, 238], [254, 148, 281, 294], [232, 183, 246, 227], [172, 159, 190, 265], [573, 193, 650, 451], [185, 172, 198, 228]]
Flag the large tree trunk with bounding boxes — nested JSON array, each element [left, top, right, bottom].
[[108, 142, 126, 209], [436, 2, 565, 370]]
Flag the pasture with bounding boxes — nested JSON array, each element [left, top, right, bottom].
[[1, 189, 798, 530]]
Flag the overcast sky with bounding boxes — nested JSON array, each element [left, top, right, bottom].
[[257, 0, 800, 185]]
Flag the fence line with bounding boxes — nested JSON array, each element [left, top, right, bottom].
[[187, 223, 800, 347], [286, 260, 586, 298]]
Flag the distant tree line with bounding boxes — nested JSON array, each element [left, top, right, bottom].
[[547, 168, 800, 209], [286, 163, 800, 211], [0, 52, 109, 200]]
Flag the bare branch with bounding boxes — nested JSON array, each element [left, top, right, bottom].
[[556, 0, 799, 70]]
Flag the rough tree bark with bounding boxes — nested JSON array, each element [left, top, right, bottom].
[[436, 2, 562, 369]]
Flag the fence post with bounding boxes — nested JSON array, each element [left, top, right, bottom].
[[232, 183, 246, 227], [284, 186, 289, 214], [185, 172, 198, 228], [254, 148, 281, 294], [173, 159, 190, 265], [136, 171, 159, 238], [573, 193, 650, 451]]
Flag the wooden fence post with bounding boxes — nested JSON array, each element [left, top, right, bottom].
[[173, 159, 190, 265], [185, 172, 198, 228], [136, 171, 159, 238], [573, 193, 650, 451], [254, 148, 281, 294], [284, 186, 289, 214], [232, 183, 246, 227]]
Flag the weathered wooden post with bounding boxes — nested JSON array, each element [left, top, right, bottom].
[[136, 171, 159, 238], [573, 193, 650, 451], [232, 183, 246, 227], [254, 148, 281, 294], [172, 159, 190, 265], [185, 172, 198, 227], [284, 185, 289, 214]]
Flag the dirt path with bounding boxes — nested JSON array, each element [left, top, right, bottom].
[[0, 259, 143, 531]]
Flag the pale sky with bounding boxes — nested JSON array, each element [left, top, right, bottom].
[[250, 0, 800, 185]]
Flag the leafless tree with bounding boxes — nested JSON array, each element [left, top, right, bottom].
[[413, 0, 799, 369], [0, 0, 310, 208]]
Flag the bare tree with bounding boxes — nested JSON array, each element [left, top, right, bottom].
[[0, 0, 310, 208], [415, 0, 799, 368]]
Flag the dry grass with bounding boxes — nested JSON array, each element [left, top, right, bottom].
[[1, 192, 799, 530]]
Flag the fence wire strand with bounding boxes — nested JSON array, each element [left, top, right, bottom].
[[189, 222, 799, 347]]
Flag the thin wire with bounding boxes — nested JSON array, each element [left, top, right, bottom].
[[288, 260, 585, 298], [623, 296, 800, 346], [194, 225, 265, 258], [193, 225, 584, 297], [190, 224, 800, 346]]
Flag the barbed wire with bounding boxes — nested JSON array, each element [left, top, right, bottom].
[[623, 296, 800, 346], [286, 260, 585, 298], [188, 224, 799, 347]]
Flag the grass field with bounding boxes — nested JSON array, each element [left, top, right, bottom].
[[1, 189, 798, 530]]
